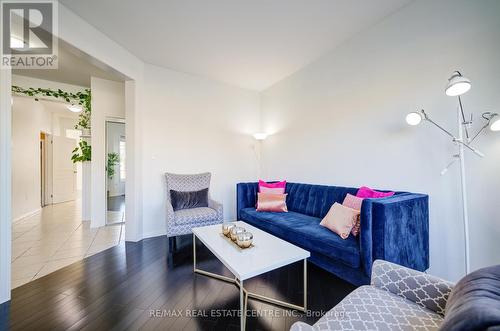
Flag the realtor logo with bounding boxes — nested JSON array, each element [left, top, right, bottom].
[[1, 0, 58, 69]]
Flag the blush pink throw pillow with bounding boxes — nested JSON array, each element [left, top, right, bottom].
[[343, 193, 363, 210], [258, 180, 286, 193], [356, 186, 395, 199], [256, 193, 288, 212], [320, 203, 360, 239], [342, 193, 364, 237]]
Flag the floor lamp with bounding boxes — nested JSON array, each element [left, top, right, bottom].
[[405, 71, 500, 274]]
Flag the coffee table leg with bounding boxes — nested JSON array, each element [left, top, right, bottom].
[[240, 279, 245, 330], [193, 234, 196, 272], [304, 259, 307, 311]]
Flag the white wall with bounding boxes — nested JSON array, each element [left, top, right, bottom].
[[106, 122, 126, 197], [141, 64, 260, 238], [91, 77, 125, 227], [11, 98, 50, 221], [260, 0, 500, 281]]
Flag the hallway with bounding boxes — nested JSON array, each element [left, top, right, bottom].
[[11, 200, 125, 289]]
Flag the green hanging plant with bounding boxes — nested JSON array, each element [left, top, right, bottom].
[[11, 86, 91, 130], [106, 152, 120, 179], [71, 140, 91, 163], [12, 85, 92, 162]]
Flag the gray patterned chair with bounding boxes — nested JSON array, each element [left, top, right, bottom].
[[291, 260, 454, 331], [165, 172, 223, 262]]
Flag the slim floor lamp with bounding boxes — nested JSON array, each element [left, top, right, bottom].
[[406, 71, 500, 274]]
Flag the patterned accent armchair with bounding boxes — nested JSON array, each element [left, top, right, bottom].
[[165, 173, 223, 260], [291, 260, 454, 331]]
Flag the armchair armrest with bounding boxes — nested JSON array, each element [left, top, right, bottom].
[[371, 260, 454, 316], [360, 193, 429, 277], [166, 199, 175, 222], [208, 197, 223, 217], [290, 322, 315, 331]]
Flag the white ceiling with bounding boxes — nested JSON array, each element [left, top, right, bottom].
[[60, 0, 413, 91], [40, 99, 80, 118], [12, 96, 80, 119]]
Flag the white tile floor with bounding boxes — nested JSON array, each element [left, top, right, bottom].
[[11, 200, 125, 289]]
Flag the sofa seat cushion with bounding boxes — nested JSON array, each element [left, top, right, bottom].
[[174, 207, 217, 225], [240, 207, 360, 268], [294, 286, 443, 331]]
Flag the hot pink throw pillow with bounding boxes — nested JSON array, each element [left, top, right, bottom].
[[356, 186, 395, 199], [260, 186, 285, 194], [258, 180, 286, 194]]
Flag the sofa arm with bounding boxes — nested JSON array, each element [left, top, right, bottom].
[[360, 193, 429, 277], [371, 260, 454, 316], [236, 182, 259, 219]]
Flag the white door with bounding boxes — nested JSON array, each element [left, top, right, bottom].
[[52, 135, 77, 204]]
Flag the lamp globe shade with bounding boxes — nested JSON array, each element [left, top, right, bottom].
[[67, 104, 83, 113], [490, 117, 500, 131], [253, 132, 268, 140], [445, 71, 471, 96], [406, 112, 423, 126]]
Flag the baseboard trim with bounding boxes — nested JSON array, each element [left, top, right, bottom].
[[12, 208, 42, 223], [141, 229, 167, 241]]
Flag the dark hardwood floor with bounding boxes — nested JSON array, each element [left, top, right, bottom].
[[0, 235, 355, 331]]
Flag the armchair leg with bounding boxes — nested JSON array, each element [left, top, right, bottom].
[[167, 236, 176, 267]]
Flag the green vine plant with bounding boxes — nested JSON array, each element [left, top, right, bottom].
[[106, 152, 120, 179], [71, 140, 91, 163], [12, 85, 92, 163]]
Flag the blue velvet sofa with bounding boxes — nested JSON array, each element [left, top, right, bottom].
[[236, 182, 429, 286]]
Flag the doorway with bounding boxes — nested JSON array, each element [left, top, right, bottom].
[[1, 36, 137, 301], [106, 120, 126, 225]]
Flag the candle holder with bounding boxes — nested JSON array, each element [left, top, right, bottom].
[[222, 223, 236, 237], [236, 232, 253, 248], [230, 226, 246, 241]]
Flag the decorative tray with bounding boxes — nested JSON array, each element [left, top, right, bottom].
[[220, 232, 255, 250]]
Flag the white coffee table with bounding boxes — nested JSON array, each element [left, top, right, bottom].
[[192, 221, 310, 330]]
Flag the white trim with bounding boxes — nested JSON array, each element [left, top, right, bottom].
[[141, 229, 168, 240], [0, 67, 12, 304], [105, 118, 126, 225], [106, 116, 126, 124], [12, 208, 42, 223]]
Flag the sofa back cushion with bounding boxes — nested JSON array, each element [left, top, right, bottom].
[[285, 183, 358, 218], [440, 265, 500, 331]]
